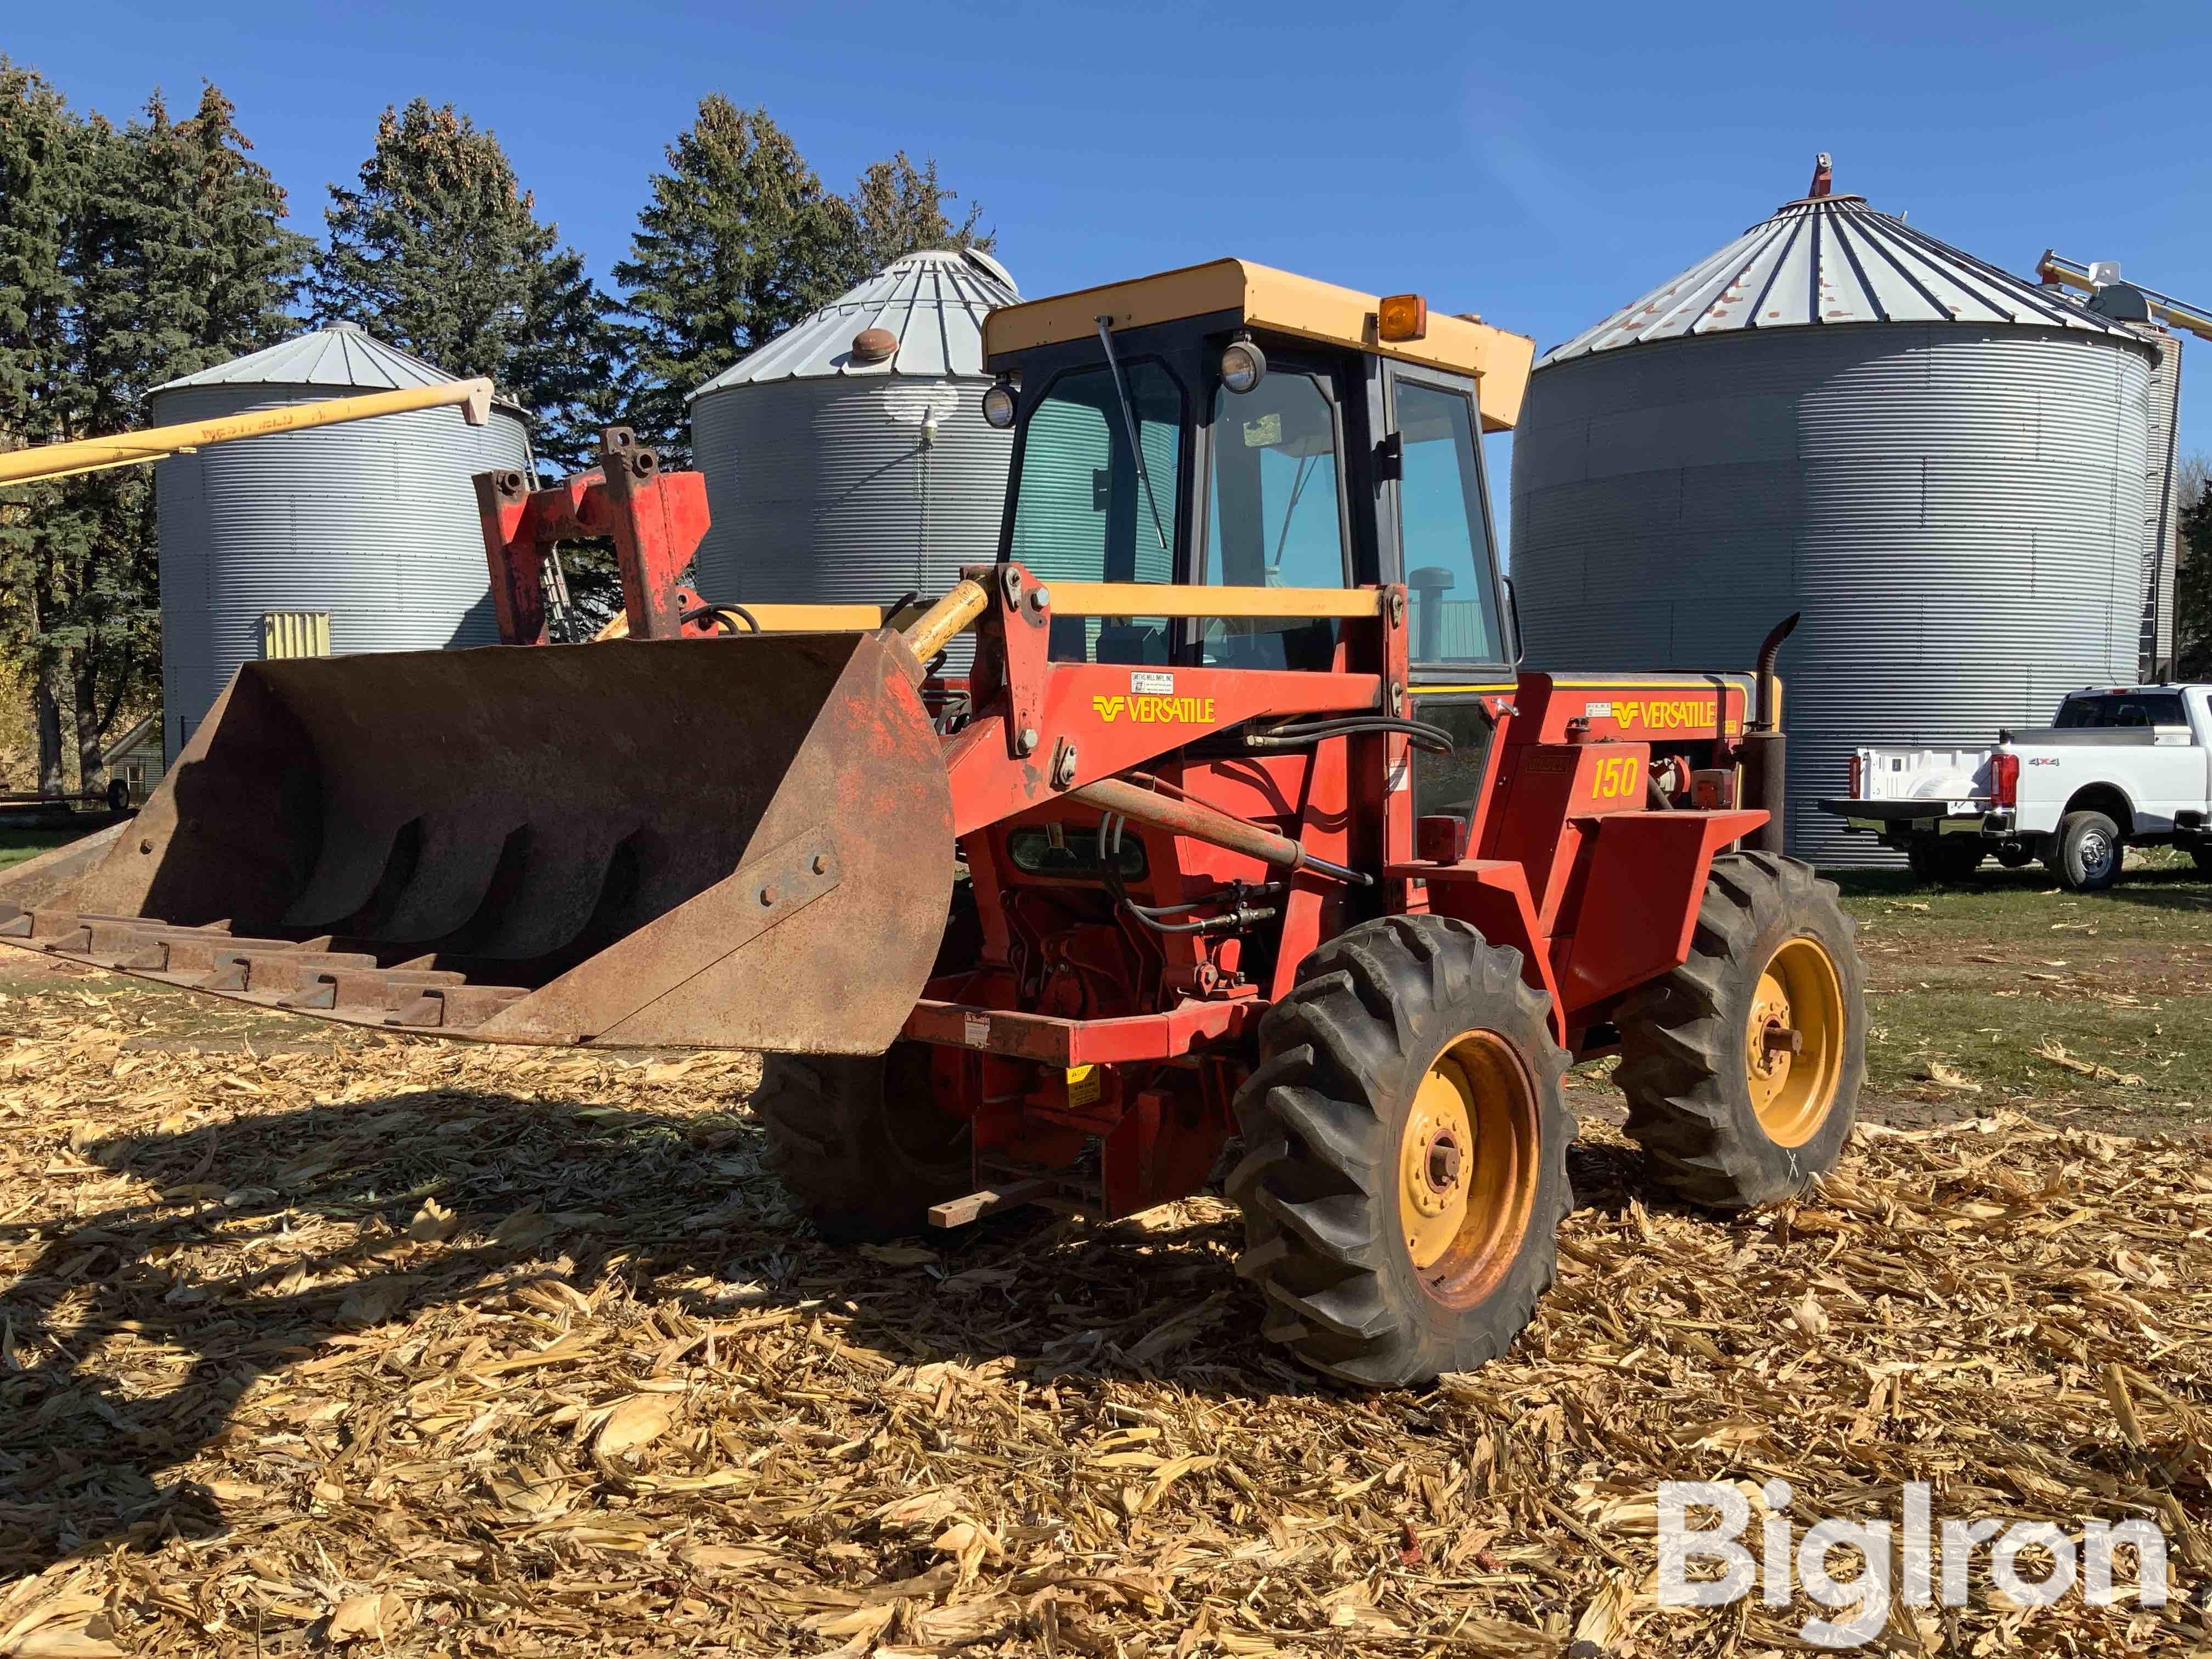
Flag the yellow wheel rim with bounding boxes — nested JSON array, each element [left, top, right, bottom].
[[1397, 1030, 1542, 1307], [1743, 935, 1846, 1147]]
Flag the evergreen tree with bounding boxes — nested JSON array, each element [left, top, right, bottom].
[[850, 151, 991, 272], [2177, 459, 2211, 680], [57, 87, 309, 787], [309, 100, 618, 469], [613, 99, 861, 453], [0, 72, 307, 794], [0, 60, 92, 792]]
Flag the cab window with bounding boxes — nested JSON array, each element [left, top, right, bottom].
[[1009, 362, 1181, 663], [1395, 377, 1506, 668], [2056, 692, 2187, 729], [1199, 368, 1346, 670]]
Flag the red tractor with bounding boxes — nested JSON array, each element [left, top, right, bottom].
[[1, 259, 1864, 1387]]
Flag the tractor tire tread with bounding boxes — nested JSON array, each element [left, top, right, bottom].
[[1230, 915, 1574, 1388], [1615, 853, 1865, 1211], [758, 1046, 970, 1244]]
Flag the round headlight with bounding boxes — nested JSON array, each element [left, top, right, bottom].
[[981, 382, 1017, 430], [1219, 339, 1267, 395]]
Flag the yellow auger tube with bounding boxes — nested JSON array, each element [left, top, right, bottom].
[[0, 378, 496, 488]]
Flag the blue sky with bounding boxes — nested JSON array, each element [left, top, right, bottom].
[[14, 0, 2209, 532]]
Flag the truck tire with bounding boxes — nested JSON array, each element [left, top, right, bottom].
[[1905, 836, 1983, 883], [1227, 915, 1573, 1387], [2046, 811, 2122, 892], [757, 1043, 970, 1243], [2192, 845, 2212, 877], [1615, 853, 1864, 1209]]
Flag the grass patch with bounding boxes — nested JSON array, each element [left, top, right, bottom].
[[1831, 856, 2212, 1128], [0, 824, 89, 870], [1863, 975, 2212, 1116], [1831, 862, 2212, 949]]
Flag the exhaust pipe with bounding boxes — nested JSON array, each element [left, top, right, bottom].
[[1741, 612, 1798, 855]]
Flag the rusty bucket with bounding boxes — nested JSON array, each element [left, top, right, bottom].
[[3, 631, 953, 1054]]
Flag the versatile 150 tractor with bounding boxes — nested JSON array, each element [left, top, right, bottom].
[[1, 259, 1864, 1387]]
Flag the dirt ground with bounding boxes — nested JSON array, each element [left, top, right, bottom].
[[1, 869, 2207, 1657]]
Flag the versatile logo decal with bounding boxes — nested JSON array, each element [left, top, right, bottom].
[[1092, 695, 1218, 724], [1609, 698, 1723, 732]]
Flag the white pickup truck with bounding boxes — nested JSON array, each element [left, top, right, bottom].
[[1819, 685, 2212, 890]]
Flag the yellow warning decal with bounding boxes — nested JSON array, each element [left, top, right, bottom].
[[1066, 1064, 1101, 1107], [1092, 694, 1218, 724]]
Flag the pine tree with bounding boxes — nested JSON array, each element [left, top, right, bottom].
[[310, 100, 618, 469], [0, 60, 92, 792], [2177, 458, 2211, 680], [613, 99, 861, 453], [850, 151, 991, 272], [55, 85, 309, 787]]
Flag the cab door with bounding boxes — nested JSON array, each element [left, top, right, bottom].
[[1384, 365, 1519, 860]]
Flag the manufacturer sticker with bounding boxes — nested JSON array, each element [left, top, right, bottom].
[[1065, 1064, 1101, 1107], [963, 1013, 990, 1048], [1130, 672, 1175, 696], [1586, 701, 1615, 719]]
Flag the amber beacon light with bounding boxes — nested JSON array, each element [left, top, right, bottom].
[[1376, 293, 1429, 342]]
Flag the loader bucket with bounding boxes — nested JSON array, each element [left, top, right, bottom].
[[0, 631, 953, 1054]]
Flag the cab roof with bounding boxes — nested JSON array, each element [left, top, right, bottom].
[[981, 257, 1536, 433]]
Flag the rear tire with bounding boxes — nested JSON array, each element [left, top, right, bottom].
[[2191, 844, 2212, 877], [1615, 853, 1864, 1209], [1905, 836, 1984, 883], [1227, 915, 1573, 1388], [757, 1043, 970, 1243], [2046, 811, 2122, 892]]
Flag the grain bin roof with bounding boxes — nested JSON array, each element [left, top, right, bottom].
[[690, 249, 1019, 396], [1540, 188, 2142, 368], [152, 323, 467, 392]]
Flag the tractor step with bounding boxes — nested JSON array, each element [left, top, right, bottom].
[[0, 906, 529, 1032]]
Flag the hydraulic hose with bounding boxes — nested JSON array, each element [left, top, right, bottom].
[[1073, 776, 1372, 887]]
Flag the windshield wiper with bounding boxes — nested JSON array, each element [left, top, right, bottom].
[[1094, 315, 1170, 556]]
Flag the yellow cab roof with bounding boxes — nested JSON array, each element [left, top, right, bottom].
[[981, 257, 1535, 433]]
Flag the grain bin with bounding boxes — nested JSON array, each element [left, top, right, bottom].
[[689, 249, 1019, 671], [1510, 165, 2157, 866], [151, 324, 532, 759]]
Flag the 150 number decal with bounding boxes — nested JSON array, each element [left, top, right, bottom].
[[1590, 754, 1644, 802]]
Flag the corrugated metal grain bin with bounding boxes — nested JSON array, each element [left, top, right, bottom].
[[151, 324, 532, 759], [688, 250, 1019, 672], [1510, 171, 2156, 866]]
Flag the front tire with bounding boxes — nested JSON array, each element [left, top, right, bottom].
[[1227, 916, 1573, 1388], [2047, 811, 2122, 892], [757, 1044, 970, 1243], [1616, 853, 1865, 1209]]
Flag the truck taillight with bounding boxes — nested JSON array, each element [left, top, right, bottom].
[[1990, 752, 2019, 808], [1847, 755, 1862, 796]]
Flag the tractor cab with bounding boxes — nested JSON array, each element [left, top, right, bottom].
[[977, 259, 1536, 682]]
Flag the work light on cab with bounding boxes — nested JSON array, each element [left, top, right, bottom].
[[982, 377, 1017, 429], [1218, 337, 1267, 393]]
